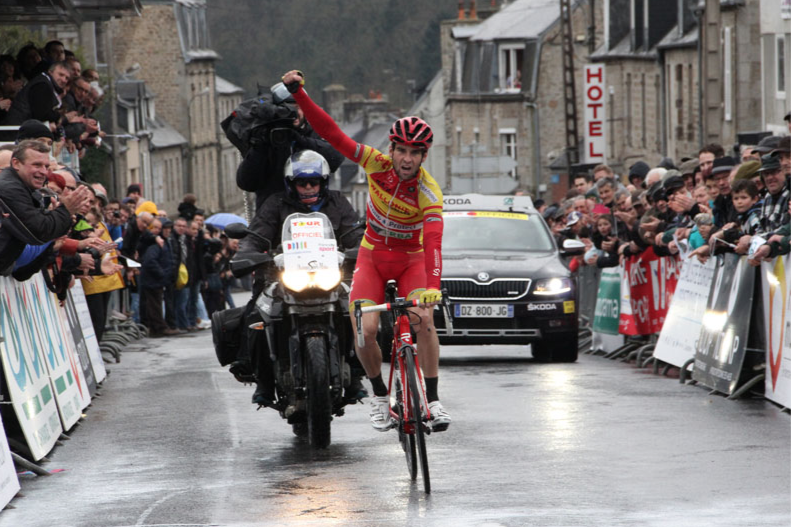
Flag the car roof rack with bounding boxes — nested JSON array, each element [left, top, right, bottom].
[[442, 194, 535, 213]]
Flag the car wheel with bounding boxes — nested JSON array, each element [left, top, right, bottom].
[[531, 334, 578, 363]]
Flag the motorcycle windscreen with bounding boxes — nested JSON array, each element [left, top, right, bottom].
[[281, 212, 339, 272]]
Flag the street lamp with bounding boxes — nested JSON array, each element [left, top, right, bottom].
[[185, 86, 210, 194]]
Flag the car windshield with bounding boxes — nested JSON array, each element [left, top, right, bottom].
[[442, 211, 554, 252]]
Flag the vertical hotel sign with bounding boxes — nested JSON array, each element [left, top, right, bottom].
[[583, 64, 606, 164]]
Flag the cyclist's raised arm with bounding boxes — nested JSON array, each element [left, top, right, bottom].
[[283, 70, 360, 163]]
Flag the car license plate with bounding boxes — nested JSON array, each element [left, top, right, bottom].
[[454, 304, 513, 318]]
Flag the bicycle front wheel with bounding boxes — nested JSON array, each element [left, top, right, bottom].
[[406, 351, 430, 494], [395, 372, 417, 480]]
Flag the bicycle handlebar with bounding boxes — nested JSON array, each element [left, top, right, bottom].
[[353, 290, 453, 348]]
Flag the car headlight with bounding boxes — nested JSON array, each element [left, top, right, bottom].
[[533, 277, 572, 295], [281, 268, 342, 292]]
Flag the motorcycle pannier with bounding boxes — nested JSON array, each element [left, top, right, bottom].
[[211, 307, 246, 366]]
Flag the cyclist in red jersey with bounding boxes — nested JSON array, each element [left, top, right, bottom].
[[282, 70, 451, 432]]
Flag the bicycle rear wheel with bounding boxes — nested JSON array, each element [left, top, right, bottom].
[[394, 371, 417, 480], [405, 350, 430, 494]]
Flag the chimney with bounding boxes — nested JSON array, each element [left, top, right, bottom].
[[469, 0, 477, 19], [458, 0, 466, 19]]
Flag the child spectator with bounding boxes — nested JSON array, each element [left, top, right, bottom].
[[692, 184, 712, 214], [708, 179, 761, 254], [688, 213, 714, 250]]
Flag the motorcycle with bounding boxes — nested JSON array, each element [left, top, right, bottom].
[[225, 212, 361, 449]]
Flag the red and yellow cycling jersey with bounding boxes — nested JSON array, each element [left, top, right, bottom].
[[355, 144, 443, 252], [293, 88, 443, 290]]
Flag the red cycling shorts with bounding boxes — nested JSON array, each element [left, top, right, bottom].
[[350, 246, 426, 306]]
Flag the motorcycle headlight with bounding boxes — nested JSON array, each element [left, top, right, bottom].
[[281, 268, 342, 292], [314, 268, 341, 291], [282, 269, 310, 292], [533, 277, 572, 296]]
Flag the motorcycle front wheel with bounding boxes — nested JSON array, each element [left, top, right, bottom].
[[305, 335, 332, 449]]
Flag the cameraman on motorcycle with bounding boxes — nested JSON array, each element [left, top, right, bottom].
[[235, 85, 345, 212], [232, 149, 365, 406]]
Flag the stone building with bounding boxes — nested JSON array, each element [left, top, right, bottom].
[[441, 0, 602, 200], [590, 0, 763, 172], [114, 79, 187, 213], [759, 0, 791, 134], [591, 0, 698, 172], [216, 76, 244, 213], [111, 0, 241, 213]]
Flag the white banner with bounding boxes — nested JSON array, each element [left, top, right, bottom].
[[0, 412, 19, 509], [0, 414, 19, 509], [761, 256, 791, 408], [654, 257, 717, 367], [70, 280, 107, 383], [24, 275, 87, 430], [583, 64, 606, 164], [0, 276, 62, 461]]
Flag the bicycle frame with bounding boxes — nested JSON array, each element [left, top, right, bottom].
[[385, 302, 430, 435]]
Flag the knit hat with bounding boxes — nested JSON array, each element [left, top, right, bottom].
[[628, 161, 650, 181], [17, 119, 54, 142]]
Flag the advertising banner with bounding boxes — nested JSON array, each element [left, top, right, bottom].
[[0, 276, 62, 461], [619, 248, 680, 335], [0, 413, 19, 509], [591, 266, 623, 352], [761, 256, 791, 408], [23, 275, 87, 430], [618, 261, 637, 335], [70, 280, 106, 383], [62, 292, 97, 398], [693, 254, 755, 394], [593, 267, 620, 334], [654, 257, 717, 367], [578, 265, 601, 324]]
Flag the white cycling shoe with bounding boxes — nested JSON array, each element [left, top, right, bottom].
[[428, 400, 451, 432], [369, 395, 395, 431]]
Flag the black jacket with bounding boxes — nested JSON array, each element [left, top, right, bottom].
[[4, 72, 62, 125], [241, 190, 361, 254], [0, 167, 73, 274], [236, 132, 344, 211], [140, 240, 173, 290], [121, 217, 144, 259]]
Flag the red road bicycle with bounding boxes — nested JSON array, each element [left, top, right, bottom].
[[354, 282, 452, 494]]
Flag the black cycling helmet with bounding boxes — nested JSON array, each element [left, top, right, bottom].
[[284, 150, 330, 205]]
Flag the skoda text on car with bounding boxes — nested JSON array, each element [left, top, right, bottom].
[[434, 194, 582, 362]]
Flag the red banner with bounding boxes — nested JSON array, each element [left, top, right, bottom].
[[619, 247, 680, 335]]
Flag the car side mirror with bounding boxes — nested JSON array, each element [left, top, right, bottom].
[[561, 239, 586, 256]]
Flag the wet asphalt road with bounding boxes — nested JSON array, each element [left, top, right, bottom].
[[1, 318, 789, 526]]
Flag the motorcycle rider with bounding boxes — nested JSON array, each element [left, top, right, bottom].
[[282, 70, 451, 432], [233, 149, 364, 406]]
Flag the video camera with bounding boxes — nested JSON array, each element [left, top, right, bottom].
[[221, 82, 302, 155]]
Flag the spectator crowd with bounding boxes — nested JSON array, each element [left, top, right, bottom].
[[1, 40, 105, 160], [536, 117, 791, 275], [0, 39, 240, 342]]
